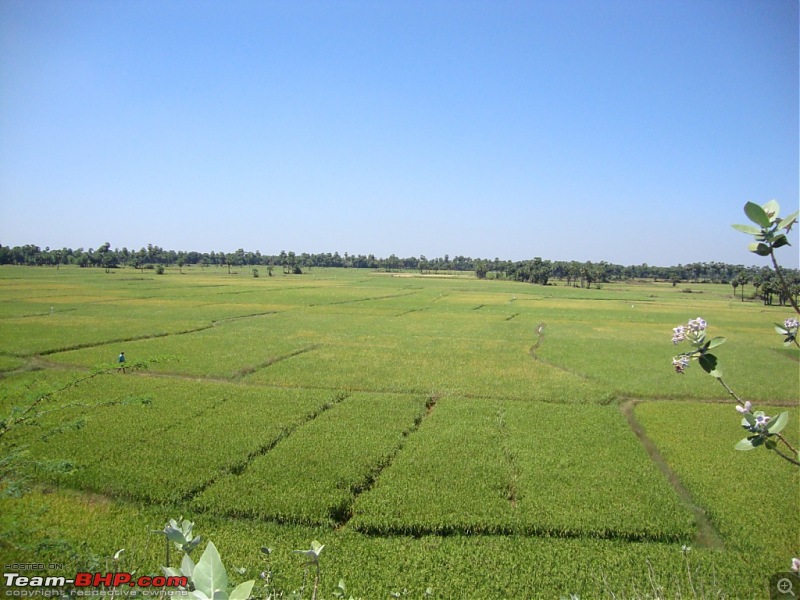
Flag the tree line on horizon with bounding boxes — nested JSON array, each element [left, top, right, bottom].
[[1, 242, 798, 306]]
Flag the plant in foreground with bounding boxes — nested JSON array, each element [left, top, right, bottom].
[[152, 516, 202, 568], [731, 199, 799, 315], [155, 519, 362, 600], [671, 316, 798, 466], [671, 201, 799, 467], [163, 540, 255, 600]]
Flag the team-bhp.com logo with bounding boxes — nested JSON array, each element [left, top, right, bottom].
[[4, 572, 188, 595]]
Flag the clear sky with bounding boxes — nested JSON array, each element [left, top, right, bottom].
[[1, 0, 797, 267]]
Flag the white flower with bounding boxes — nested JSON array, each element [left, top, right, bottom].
[[754, 413, 771, 427], [672, 325, 686, 344], [672, 356, 690, 374], [687, 317, 707, 332], [792, 558, 800, 572], [785, 317, 799, 330], [735, 401, 752, 414]]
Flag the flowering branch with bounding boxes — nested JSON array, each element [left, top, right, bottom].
[[775, 317, 799, 349], [671, 318, 797, 467]]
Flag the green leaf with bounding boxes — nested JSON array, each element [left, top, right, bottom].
[[747, 241, 771, 256], [775, 325, 789, 335], [163, 526, 188, 545], [193, 542, 227, 598], [187, 535, 202, 552], [744, 202, 771, 227], [778, 210, 799, 230], [229, 580, 255, 600], [772, 234, 790, 248], [765, 438, 778, 450], [742, 414, 756, 427], [761, 199, 780, 221], [163, 567, 183, 580], [735, 437, 756, 451], [766, 411, 788, 435], [731, 223, 762, 235], [706, 336, 726, 349], [181, 553, 195, 579], [709, 369, 723, 379], [698, 353, 718, 374]]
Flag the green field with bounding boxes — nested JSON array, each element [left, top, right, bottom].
[[1, 265, 798, 598]]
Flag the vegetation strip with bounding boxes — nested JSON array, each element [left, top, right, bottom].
[[235, 344, 320, 378], [194, 392, 428, 527], [394, 307, 429, 317], [528, 322, 546, 355], [182, 391, 350, 503], [335, 393, 440, 529], [36, 327, 213, 356], [309, 291, 419, 307], [496, 403, 519, 508], [352, 399, 695, 542]]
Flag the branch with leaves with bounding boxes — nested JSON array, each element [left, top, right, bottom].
[[732, 199, 799, 315], [670, 201, 799, 467], [671, 317, 798, 466]]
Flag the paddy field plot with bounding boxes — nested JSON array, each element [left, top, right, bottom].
[[0, 265, 797, 598]]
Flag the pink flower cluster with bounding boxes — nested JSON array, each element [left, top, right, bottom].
[[672, 356, 689, 374], [672, 317, 707, 345]]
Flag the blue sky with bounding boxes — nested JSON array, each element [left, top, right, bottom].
[[1, 0, 797, 267]]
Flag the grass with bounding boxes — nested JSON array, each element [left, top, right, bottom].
[[0, 265, 797, 598]]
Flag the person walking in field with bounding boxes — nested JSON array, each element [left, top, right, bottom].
[[117, 351, 126, 373]]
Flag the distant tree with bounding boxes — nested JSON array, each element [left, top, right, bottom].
[[735, 271, 749, 301], [580, 263, 590, 289]]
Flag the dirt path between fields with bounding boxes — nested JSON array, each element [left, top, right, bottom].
[[620, 399, 724, 550]]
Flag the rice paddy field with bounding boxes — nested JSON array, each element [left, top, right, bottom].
[[0, 265, 798, 598]]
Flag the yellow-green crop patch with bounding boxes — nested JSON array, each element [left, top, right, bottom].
[[505, 402, 695, 541], [1, 265, 797, 598], [21, 374, 330, 502], [351, 399, 695, 541], [196, 392, 427, 525], [634, 401, 800, 565], [47, 313, 311, 379]]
